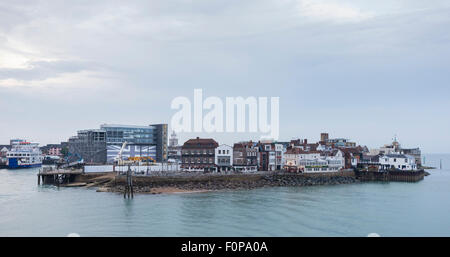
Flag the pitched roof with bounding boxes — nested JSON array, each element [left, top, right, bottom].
[[384, 154, 414, 159], [285, 148, 321, 154], [233, 141, 255, 148], [183, 137, 218, 147]]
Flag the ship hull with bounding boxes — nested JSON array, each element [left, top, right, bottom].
[[7, 158, 42, 169]]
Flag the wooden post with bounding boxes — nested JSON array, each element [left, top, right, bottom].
[[124, 168, 128, 199], [130, 171, 134, 198]]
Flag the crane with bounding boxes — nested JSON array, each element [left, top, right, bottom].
[[114, 141, 128, 165]]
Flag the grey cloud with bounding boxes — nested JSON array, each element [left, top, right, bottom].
[[0, 60, 100, 81], [0, 0, 449, 152]]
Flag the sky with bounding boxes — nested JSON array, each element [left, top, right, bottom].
[[0, 0, 449, 153]]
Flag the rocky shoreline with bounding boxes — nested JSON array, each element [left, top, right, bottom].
[[97, 171, 359, 194]]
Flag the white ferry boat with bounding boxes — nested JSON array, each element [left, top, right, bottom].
[[6, 141, 43, 169]]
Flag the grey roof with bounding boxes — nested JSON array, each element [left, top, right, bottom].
[[384, 154, 414, 159]]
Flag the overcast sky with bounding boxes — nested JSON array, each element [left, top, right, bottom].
[[1, 0, 449, 153]]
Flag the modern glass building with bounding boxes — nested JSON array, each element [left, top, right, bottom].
[[101, 124, 157, 144], [68, 124, 167, 164]]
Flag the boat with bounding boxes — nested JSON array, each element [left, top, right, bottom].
[[6, 141, 43, 169]]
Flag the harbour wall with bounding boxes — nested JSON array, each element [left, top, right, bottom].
[[107, 171, 358, 193], [354, 170, 426, 182]]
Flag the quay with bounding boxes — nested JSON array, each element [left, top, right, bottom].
[[37, 166, 429, 195], [354, 170, 426, 182]]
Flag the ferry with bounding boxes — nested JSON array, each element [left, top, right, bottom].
[[6, 141, 43, 169]]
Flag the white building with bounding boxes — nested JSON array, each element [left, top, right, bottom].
[[379, 154, 417, 171], [274, 143, 284, 170], [284, 149, 344, 173], [215, 144, 233, 172]]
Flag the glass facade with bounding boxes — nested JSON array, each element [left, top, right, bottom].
[[101, 125, 156, 144], [69, 124, 167, 164]]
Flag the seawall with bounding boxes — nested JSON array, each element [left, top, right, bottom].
[[354, 170, 426, 182], [102, 171, 358, 193]]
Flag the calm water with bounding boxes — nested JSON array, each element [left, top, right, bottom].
[[0, 154, 449, 237]]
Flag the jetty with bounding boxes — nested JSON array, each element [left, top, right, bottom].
[[37, 166, 83, 186]]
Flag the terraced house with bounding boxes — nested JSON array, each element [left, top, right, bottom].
[[258, 141, 284, 171], [233, 141, 258, 172]]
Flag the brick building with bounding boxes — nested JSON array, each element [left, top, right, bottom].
[[233, 141, 258, 172], [181, 137, 219, 172]]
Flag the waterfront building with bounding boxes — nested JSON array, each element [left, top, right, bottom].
[[302, 150, 344, 173], [284, 148, 304, 172], [67, 124, 168, 164], [401, 148, 422, 166], [181, 137, 218, 172], [274, 143, 284, 170], [101, 124, 167, 163], [284, 148, 344, 173], [168, 131, 182, 164], [358, 154, 382, 171], [215, 144, 233, 172], [379, 154, 417, 171], [68, 129, 106, 164], [283, 149, 320, 172], [258, 142, 275, 171], [233, 141, 258, 172], [339, 147, 365, 169], [257, 141, 285, 171], [370, 138, 422, 167]]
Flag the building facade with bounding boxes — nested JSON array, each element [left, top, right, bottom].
[[284, 148, 344, 173], [67, 124, 168, 164], [40, 144, 63, 156], [369, 139, 422, 167], [233, 141, 258, 172], [257, 142, 284, 171], [402, 148, 422, 166], [181, 137, 218, 172], [215, 144, 233, 172], [379, 154, 417, 171], [68, 129, 107, 164], [168, 131, 182, 163]]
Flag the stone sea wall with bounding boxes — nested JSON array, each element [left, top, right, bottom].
[[104, 171, 358, 193]]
